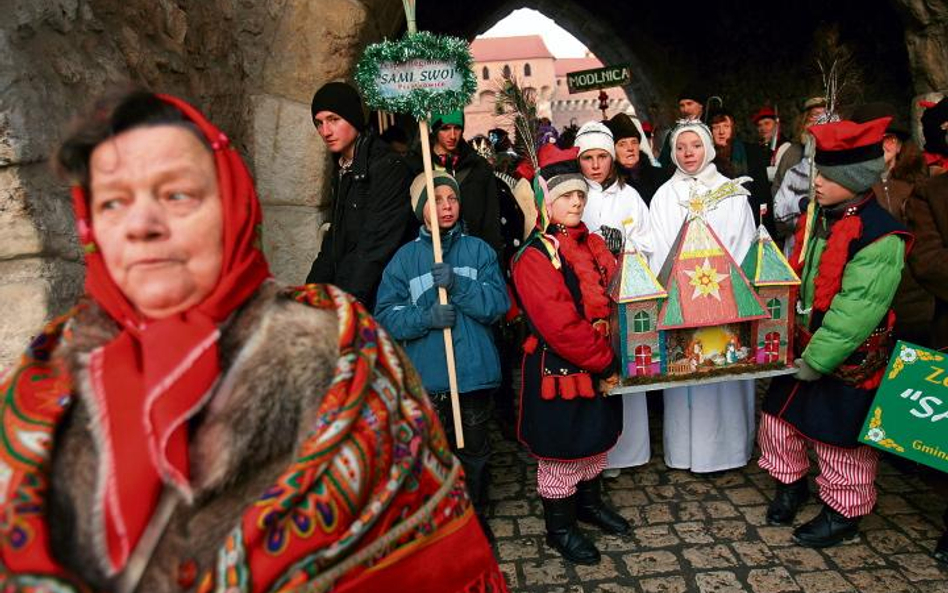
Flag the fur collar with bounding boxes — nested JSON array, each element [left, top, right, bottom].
[[49, 281, 340, 589]]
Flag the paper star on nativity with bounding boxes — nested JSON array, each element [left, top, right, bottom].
[[682, 176, 754, 217], [685, 258, 729, 300]]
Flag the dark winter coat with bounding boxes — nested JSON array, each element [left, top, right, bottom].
[[408, 141, 504, 255], [715, 139, 775, 235], [873, 178, 935, 344], [619, 160, 668, 206], [907, 173, 948, 348], [511, 234, 622, 461], [306, 133, 414, 310], [374, 224, 509, 394], [495, 171, 526, 272]]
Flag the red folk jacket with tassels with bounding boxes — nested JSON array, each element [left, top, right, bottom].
[[511, 225, 623, 460]]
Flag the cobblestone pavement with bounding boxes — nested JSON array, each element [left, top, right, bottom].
[[484, 397, 948, 592]]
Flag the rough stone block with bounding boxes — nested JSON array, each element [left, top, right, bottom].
[[774, 547, 828, 572], [694, 570, 746, 593], [259, 204, 323, 284], [844, 569, 916, 593], [250, 93, 328, 209], [793, 571, 856, 593], [260, 0, 370, 102], [639, 575, 689, 593], [0, 258, 83, 369], [731, 541, 776, 567], [521, 557, 567, 586], [683, 544, 739, 570], [747, 567, 801, 592], [622, 550, 681, 576]]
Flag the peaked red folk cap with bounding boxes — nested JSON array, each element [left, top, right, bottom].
[[751, 106, 777, 123], [808, 117, 891, 166]]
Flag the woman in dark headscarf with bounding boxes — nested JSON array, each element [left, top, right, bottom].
[[0, 90, 506, 593]]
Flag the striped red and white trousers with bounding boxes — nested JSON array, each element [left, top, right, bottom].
[[536, 452, 607, 499], [758, 412, 879, 518]]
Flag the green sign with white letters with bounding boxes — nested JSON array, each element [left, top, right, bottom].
[[858, 341, 948, 473]]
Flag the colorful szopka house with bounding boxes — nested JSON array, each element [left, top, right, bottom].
[[611, 246, 667, 377], [611, 182, 799, 382], [740, 225, 801, 365]]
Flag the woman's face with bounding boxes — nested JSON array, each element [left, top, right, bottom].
[[882, 135, 902, 171], [711, 117, 733, 147], [89, 125, 223, 320], [615, 137, 641, 168], [550, 190, 586, 227], [675, 131, 706, 174], [579, 149, 613, 183]]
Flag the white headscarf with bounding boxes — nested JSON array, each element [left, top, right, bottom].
[[669, 121, 719, 186]]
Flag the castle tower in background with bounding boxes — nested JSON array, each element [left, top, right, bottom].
[[465, 35, 632, 139]]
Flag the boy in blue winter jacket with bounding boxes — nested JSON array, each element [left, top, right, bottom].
[[375, 171, 509, 539]]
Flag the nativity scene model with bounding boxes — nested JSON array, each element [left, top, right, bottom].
[[610, 187, 800, 391]]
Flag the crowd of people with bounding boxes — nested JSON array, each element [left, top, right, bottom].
[[2, 75, 948, 590], [303, 80, 948, 567]]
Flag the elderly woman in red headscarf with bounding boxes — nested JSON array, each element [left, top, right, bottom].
[[0, 91, 507, 593]]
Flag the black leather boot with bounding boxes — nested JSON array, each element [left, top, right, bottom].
[[792, 504, 860, 548], [766, 477, 809, 526], [576, 477, 631, 535], [542, 495, 601, 565]]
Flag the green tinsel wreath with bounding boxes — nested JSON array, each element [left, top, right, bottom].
[[355, 31, 476, 120]]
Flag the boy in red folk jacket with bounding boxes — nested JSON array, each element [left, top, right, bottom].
[[512, 145, 629, 565], [758, 117, 911, 548]]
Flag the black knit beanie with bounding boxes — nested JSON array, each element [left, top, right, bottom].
[[606, 113, 641, 142], [311, 82, 365, 131]]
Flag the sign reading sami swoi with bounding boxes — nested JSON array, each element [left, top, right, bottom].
[[355, 31, 476, 120], [566, 64, 632, 94], [378, 60, 464, 97], [858, 341, 948, 473]]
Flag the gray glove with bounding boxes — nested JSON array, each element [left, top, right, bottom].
[[600, 225, 624, 255], [426, 303, 456, 329], [431, 262, 455, 291], [794, 358, 821, 382]]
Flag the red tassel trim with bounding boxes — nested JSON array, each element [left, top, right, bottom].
[[522, 335, 538, 354], [539, 373, 597, 400], [559, 375, 578, 400], [813, 215, 863, 312], [576, 373, 594, 397], [541, 376, 556, 400]]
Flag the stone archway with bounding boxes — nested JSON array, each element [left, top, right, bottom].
[[0, 0, 945, 367]]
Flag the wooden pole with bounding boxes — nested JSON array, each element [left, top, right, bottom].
[[418, 119, 465, 449], [403, 0, 464, 448]]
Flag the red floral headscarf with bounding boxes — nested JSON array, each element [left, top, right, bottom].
[[70, 94, 271, 574]]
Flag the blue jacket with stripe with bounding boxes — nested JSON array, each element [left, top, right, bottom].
[[375, 224, 509, 394]]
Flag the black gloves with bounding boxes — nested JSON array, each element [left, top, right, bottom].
[[599, 225, 624, 255], [431, 262, 455, 291], [426, 303, 456, 329]]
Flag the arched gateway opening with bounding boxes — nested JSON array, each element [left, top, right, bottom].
[[0, 0, 944, 366]]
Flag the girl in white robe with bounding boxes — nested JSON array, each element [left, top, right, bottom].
[[574, 121, 654, 471], [648, 121, 757, 473]]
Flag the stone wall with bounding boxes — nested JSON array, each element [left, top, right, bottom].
[[0, 0, 404, 368], [1, 0, 946, 369]]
